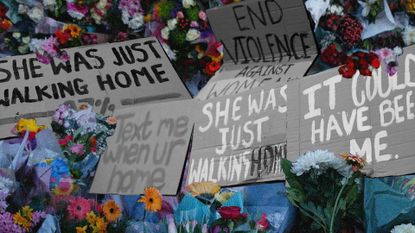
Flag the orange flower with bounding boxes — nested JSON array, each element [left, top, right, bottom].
[[13, 212, 31, 231], [102, 200, 121, 222], [138, 187, 162, 212], [0, 18, 12, 31], [76, 226, 87, 233], [340, 153, 365, 172], [63, 24, 81, 38]]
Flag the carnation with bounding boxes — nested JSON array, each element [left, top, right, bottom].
[[391, 223, 415, 233], [291, 150, 352, 177]]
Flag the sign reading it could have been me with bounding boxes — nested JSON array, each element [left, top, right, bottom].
[[206, 0, 317, 65], [0, 37, 190, 138], [287, 45, 415, 177], [189, 84, 287, 186], [90, 100, 194, 195]]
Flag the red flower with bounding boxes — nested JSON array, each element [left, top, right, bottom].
[[339, 60, 356, 79], [339, 16, 363, 47], [368, 52, 380, 68], [218, 206, 247, 220], [0, 19, 11, 31], [204, 61, 221, 76], [59, 135, 73, 146], [321, 44, 346, 67], [256, 214, 269, 231], [0, 4, 8, 18], [89, 136, 97, 153], [55, 30, 71, 45]]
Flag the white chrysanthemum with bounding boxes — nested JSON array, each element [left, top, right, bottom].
[[28, 7, 44, 23], [182, 0, 196, 8], [29, 38, 44, 53], [393, 46, 403, 56], [391, 223, 415, 233], [291, 150, 352, 177], [403, 26, 415, 46]]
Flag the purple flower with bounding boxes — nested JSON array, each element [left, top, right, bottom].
[[36, 53, 51, 64], [387, 63, 398, 76], [70, 143, 85, 156], [0, 212, 25, 233], [31, 211, 46, 225], [41, 36, 58, 57]]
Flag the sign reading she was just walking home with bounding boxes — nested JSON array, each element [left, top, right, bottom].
[[90, 100, 195, 195], [189, 84, 287, 186], [287, 45, 415, 177], [0, 37, 190, 138]]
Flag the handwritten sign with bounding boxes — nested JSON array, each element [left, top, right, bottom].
[[287, 45, 415, 177], [189, 84, 287, 186], [196, 59, 314, 100], [0, 37, 191, 138], [207, 0, 318, 65], [90, 99, 195, 195]]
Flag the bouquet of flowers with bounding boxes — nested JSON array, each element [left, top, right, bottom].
[[146, 0, 223, 87], [281, 150, 365, 233]]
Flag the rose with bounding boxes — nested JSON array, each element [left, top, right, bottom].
[[256, 214, 269, 231], [186, 29, 200, 42], [338, 61, 356, 79], [199, 11, 207, 21], [218, 206, 247, 220], [161, 27, 170, 40], [167, 18, 177, 30], [204, 61, 221, 76], [182, 0, 196, 8]]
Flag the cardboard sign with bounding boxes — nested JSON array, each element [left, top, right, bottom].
[[207, 0, 318, 65], [189, 84, 287, 186], [90, 99, 195, 195], [0, 37, 191, 138], [196, 59, 314, 100], [287, 45, 415, 177]]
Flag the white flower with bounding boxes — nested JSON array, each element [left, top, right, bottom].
[[0, 176, 15, 194], [68, 9, 85, 20], [359, 0, 378, 17], [393, 46, 403, 56], [291, 150, 352, 177], [29, 38, 44, 53], [128, 14, 144, 30], [305, 0, 330, 26], [186, 29, 200, 42], [28, 7, 44, 23], [182, 0, 196, 8], [161, 27, 170, 40], [328, 5, 343, 15], [43, 0, 56, 10], [22, 36, 31, 44], [18, 4, 29, 14], [404, 26, 415, 46], [167, 18, 177, 30], [391, 223, 415, 233], [121, 10, 130, 24], [97, 0, 107, 9], [12, 32, 21, 39]]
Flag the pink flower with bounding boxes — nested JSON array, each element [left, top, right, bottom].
[[67, 2, 89, 19], [376, 48, 394, 62], [177, 11, 184, 19], [41, 36, 58, 57], [70, 143, 85, 156], [59, 51, 70, 62], [67, 197, 91, 220], [190, 21, 199, 28], [199, 11, 207, 21], [36, 53, 51, 64], [256, 214, 269, 231]]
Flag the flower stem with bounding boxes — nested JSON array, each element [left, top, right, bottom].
[[330, 178, 348, 233]]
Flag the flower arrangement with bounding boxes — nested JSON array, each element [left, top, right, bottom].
[[146, 0, 223, 86], [282, 150, 365, 233], [308, 0, 414, 78]]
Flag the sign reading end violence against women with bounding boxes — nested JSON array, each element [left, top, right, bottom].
[[206, 0, 318, 65], [90, 100, 195, 195], [0, 37, 191, 138], [287, 45, 415, 177], [189, 84, 287, 186]]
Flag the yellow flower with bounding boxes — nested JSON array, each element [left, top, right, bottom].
[[13, 212, 31, 231], [76, 226, 88, 233], [215, 191, 235, 204], [186, 182, 221, 197], [102, 200, 121, 222], [15, 118, 45, 133], [91, 217, 107, 233], [86, 211, 97, 225], [138, 187, 162, 212], [21, 206, 33, 221], [144, 14, 152, 22], [63, 24, 81, 38], [408, 0, 415, 13]]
